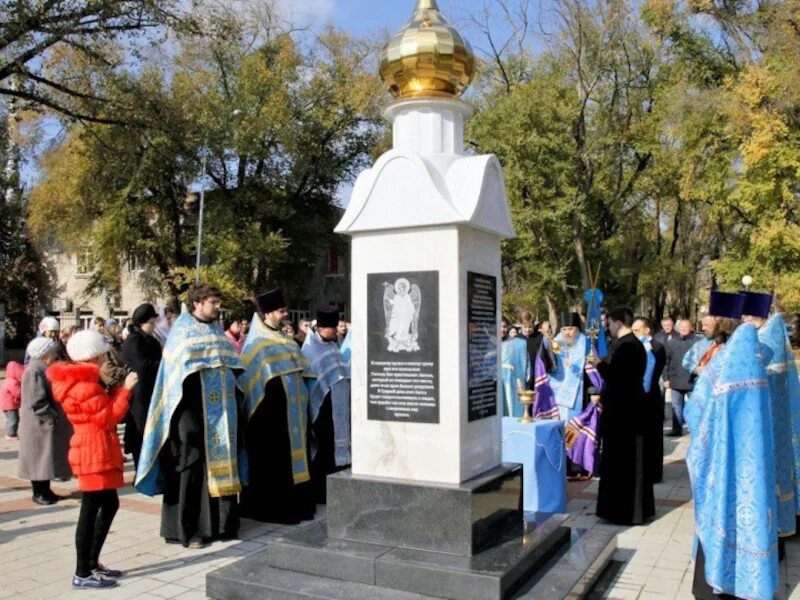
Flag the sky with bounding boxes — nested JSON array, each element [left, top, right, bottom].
[[280, 1, 484, 37], [276, 0, 537, 58], [19, 1, 532, 198]]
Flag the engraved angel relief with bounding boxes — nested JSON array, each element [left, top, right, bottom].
[[383, 278, 421, 352]]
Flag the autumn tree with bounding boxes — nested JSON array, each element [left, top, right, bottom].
[[0, 0, 198, 124], [28, 12, 385, 312]]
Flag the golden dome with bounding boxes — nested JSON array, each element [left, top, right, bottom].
[[379, 0, 476, 99]]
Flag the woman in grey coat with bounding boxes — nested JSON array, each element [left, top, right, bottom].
[[18, 337, 72, 505]]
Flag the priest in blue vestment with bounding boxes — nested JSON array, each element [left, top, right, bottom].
[[682, 320, 715, 381], [551, 312, 602, 423], [501, 329, 530, 417], [757, 311, 800, 532], [551, 312, 603, 478], [302, 305, 351, 504], [136, 283, 244, 548], [687, 291, 779, 600], [742, 291, 797, 546], [238, 289, 316, 524]]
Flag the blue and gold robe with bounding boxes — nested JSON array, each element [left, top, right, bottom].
[[302, 331, 351, 467], [685, 323, 778, 600], [760, 314, 798, 535], [135, 312, 245, 498], [238, 313, 313, 484]]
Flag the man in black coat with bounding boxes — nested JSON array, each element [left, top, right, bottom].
[[663, 319, 701, 436], [652, 317, 676, 349], [120, 303, 162, 469], [594, 308, 654, 525]]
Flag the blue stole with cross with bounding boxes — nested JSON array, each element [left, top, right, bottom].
[[551, 332, 588, 420], [302, 331, 351, 466], [135, 312, 245, 498], [238, 314, 313, 484]]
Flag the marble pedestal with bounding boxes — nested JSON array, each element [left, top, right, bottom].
[[206, 465, 618, 600]]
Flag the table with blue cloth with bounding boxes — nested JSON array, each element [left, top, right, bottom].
[[501, 417, 567, 513]]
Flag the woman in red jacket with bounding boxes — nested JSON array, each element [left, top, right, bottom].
[[48, 329, 138, 590]]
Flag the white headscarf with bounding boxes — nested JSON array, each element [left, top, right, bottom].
[[26, 337, 60, 359]]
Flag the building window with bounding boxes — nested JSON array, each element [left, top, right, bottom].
[[127, 251, 145, 272], [76, 248, 91, 275], [326, 246, 340, 275]]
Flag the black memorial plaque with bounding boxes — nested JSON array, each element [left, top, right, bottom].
[[467, 272, 498, 422], [367, 271, 439, 423]]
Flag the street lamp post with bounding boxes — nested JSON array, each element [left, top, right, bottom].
[[194, 109, 244, 284], [195, 148, 208, 284]]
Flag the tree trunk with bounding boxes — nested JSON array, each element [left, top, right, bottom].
[[572, 212, 590, 290], [3, 74, 21, 206], [546, 295, 559, 333]]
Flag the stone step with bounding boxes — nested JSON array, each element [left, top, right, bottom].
[[208, 513, 573, 600], [372, 514, 570, 600], [512, 526, 619, 599], [267, 521, 392, 584], [207, 523, 616, 600], [207, 560, 436, 600]]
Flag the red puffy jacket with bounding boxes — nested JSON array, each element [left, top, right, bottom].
[[0, 361, 24, 411], [47, 362, 131, 491]]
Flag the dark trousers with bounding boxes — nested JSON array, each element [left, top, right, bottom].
[[75, 490, 119, 577], [670, 389, 688, 434]]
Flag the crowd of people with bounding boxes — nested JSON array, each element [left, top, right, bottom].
[[500, 290, 800, 600], [2, 281, 798, 599], [0, 283, 351, 590]]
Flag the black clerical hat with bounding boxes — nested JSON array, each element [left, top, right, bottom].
[[559, 312, 582, 329], [253, 289, 286, 316], [740, 291, 773, 319], [708, 291, 745, 319], [316, 304, 339, 328]]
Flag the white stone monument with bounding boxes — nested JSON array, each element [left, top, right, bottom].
[[207, 4, 618, 597], [335, 0, 514, 486]]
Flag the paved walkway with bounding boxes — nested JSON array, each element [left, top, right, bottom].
[[0, 420, 798, 599]]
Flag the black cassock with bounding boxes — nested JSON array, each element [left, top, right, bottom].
[[596, 332, 655, 525], [160, 372, 239, 546], [309, 390, 349, 504], [120, 326, 162, 469], [240, 376, 316, 524]]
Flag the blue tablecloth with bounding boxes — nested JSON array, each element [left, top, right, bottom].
[[501, 417, 567, 513]]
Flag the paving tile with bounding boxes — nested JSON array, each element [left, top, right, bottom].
[[148, 582, 193, 598], [1, 426, 798, 600], [605, 590, 641, 599]]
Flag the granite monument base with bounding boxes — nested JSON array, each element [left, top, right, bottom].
[[326, 465, 523, 556], [207, 466, 618, 600]]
